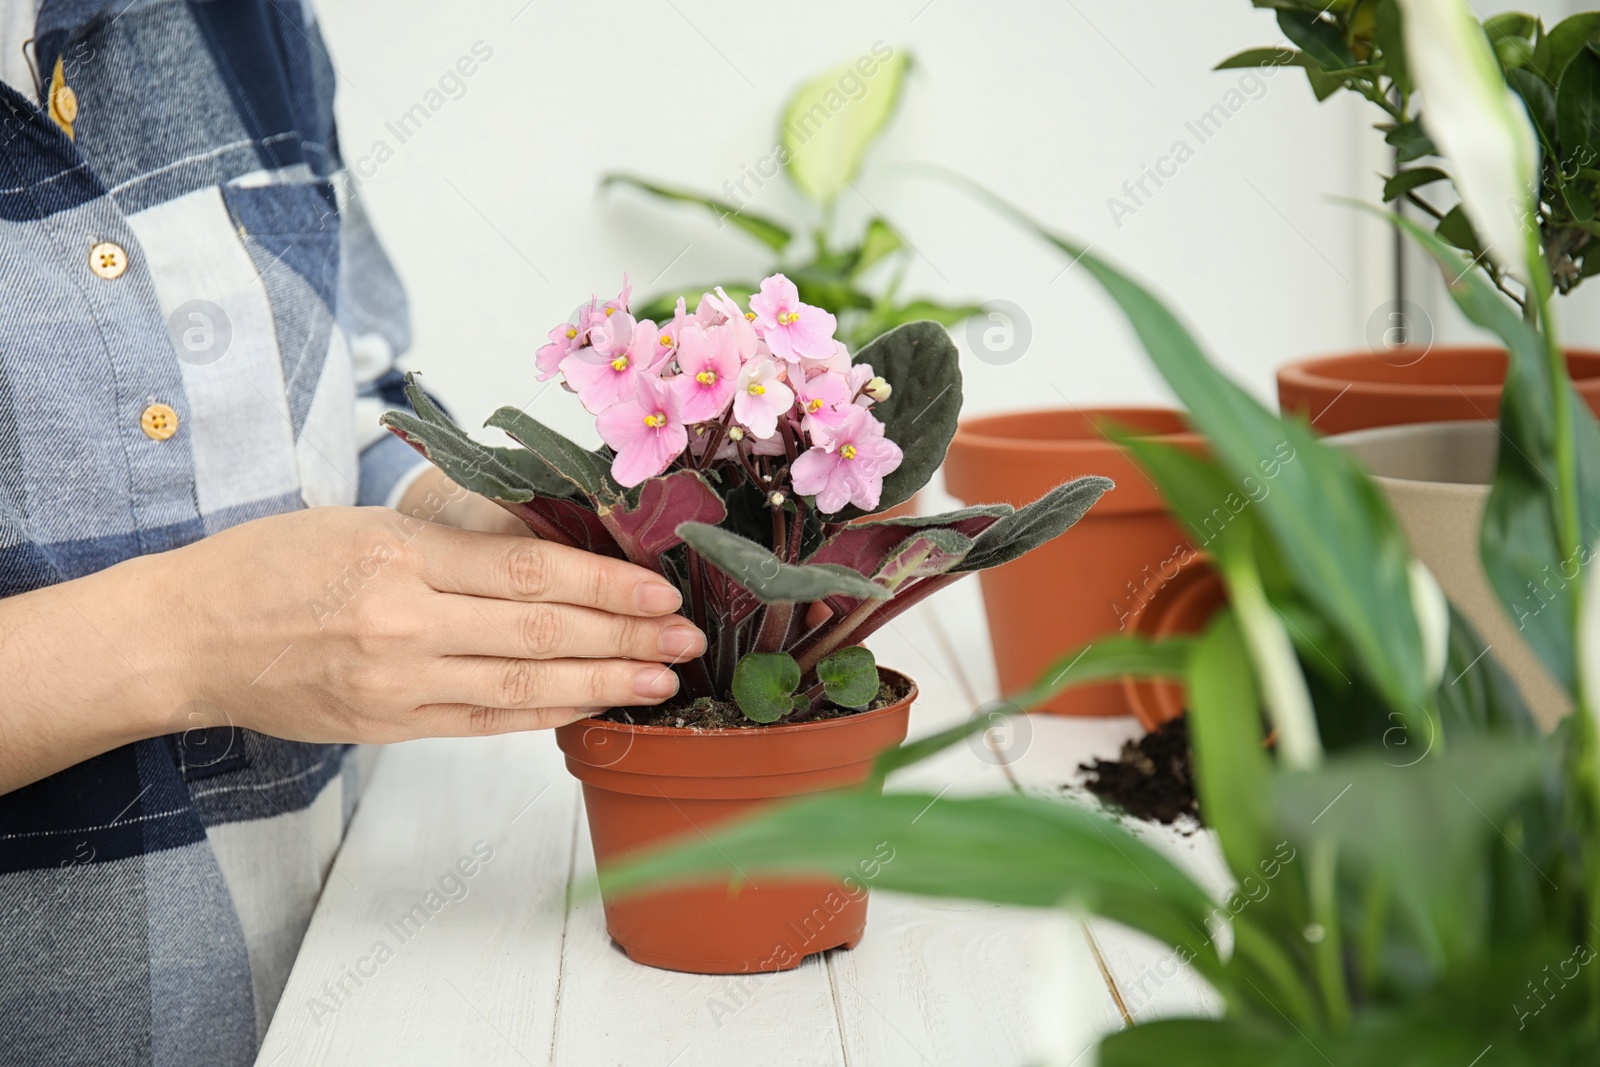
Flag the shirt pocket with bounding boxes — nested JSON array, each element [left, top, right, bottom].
[[220, 179, 358, 509]]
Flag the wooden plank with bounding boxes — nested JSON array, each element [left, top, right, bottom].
[[255, 733, 579, 1065]]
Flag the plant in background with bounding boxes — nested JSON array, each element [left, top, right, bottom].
[[601, 45, 983, 351], [598, 1, 1600, 1060], [382, 279, 1107, 724], [1220, 1, 1600, 308]]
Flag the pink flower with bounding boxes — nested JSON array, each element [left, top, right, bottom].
[[748, 273, 837, 363], [799, 339, 853, 376], [794, 369, 854, 436], [585, 305, 636, 359], [536, 318, 586, 381], [733, 355, 795, 439], [672, 323, 740, 423], [563, 319, 667, 415], [597, 374, 687, 487], [791, 405, 902, 514]]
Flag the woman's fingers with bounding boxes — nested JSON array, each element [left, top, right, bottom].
[[416, 527, 682, 616], [436, 595, 706, 663], [407, 704, 597, 737], [425, 656, 680, 712]]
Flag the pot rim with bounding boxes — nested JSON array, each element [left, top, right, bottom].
[[1326, 419, 1496, 493], [950, 405, 1203, 454], [572, 666, 918, 739], [1277, 345, 1600, 400]]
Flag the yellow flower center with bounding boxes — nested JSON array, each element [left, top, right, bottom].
[[659, 334, 673, 347], [643, 412, 666, 428], [564, 327, 577, 340], [611, 356, 629, 372], [744, 311, 757, 321], [695, 370, 718, 385], [807, 397, 824, 412], [778, 310, 802, 326], [840, 444, 858, 460], [748, 383, 766, 396], [604, 307, 615, 317]]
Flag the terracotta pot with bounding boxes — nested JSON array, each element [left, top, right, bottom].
[[1277, 346, 1600, 435], [555, 670, 915, 974], [1328, 421, 1569, 730], [1122, 555, 1228, 732], [943, 408, 1208, 717]]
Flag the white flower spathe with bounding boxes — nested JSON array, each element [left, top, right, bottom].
[[1399, 0, 1541, 283]]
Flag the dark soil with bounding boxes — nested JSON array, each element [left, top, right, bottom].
[[1075, 715, 1200, 827], [599, 675, 912, 730]]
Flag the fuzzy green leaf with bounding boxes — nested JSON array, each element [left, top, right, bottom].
[[816, 647, 878, 708], [732, 652, 801, 723], [677, 522, 889, 604], [600, 174, 791, 252]]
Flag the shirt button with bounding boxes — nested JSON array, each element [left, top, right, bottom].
[[51, 83, 78, 126], [140, 403, 179, 441], [90, 241, 128, 280]]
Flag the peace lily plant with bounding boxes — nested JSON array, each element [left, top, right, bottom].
[[383, 278, 1107, 724], [597, 1, 1600, 1061]]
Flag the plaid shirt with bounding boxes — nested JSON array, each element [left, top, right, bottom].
[[0, 2, 425, 1063]]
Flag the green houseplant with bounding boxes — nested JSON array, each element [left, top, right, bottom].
[[595, 0, 1600, 1056], [601, 44, 981, 352]]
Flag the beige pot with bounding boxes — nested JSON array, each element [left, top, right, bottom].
[[1328, 421, 1570, 729]]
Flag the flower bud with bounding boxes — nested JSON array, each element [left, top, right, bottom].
[[768, 491, 786, 507], [727, 426, 745, 441], [864, 376, 892, 402]]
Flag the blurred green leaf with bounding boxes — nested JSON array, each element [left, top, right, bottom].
[[733, 652, 802, 723], [780, 48, 911, 205], [1370, 207, 1600, 695], [1385, 120, 1437, 163], [1484, 12, 1539, 43], [1375, 0, 1409, 97], [1187, 611, 1277, 881], [1556, 46, 1600, 163], [1531, 12, 1600, 86], [1383, 166, 1448, 202], [597, 790, 1227, 981], [1434, 205, 1484, 256], [601, 173, 792, 252], [1510, 67, 1559, 154], [852, 217, 904, 277], [1214, 47, 1316, 71], [1274, 740, 1549, 967], [1277, 9, 1356, 69], [1010, 633, 1195, 712], [955, 182, 1428, 713]]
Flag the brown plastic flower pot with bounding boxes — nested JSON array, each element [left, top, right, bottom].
[[554, 670, 915, 974], [943, 408, 1205, 717], [1276, 346, 1600, 435], [1122, 554, 1228, 732]]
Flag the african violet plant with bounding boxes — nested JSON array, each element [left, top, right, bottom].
[[380, 274, 1108, 724]]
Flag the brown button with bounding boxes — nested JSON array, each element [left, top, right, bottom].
[[90, 241, 127, 280], [51, 83, 78, 125], [140, 403, 179, 441]]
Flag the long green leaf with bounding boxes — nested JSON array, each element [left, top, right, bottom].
[[950, 179, 1428, 713], [600, 174, 791, 251], [1366, 205, 1600, 695], [597, 790, 1227, 982], [485, 406, 620, 504], [780, 49, 911, 205]]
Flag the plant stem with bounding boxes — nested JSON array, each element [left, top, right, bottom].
[[1307, 840, 1351, 1029]]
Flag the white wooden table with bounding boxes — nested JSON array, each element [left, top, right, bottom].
[[256, 581, 1225, 1066]]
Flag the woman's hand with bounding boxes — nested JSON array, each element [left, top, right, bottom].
[[0, 504, 703, 793], [165, 507, 702, 743]]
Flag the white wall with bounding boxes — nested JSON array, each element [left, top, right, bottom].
[[319, 0, 1402, 454]]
